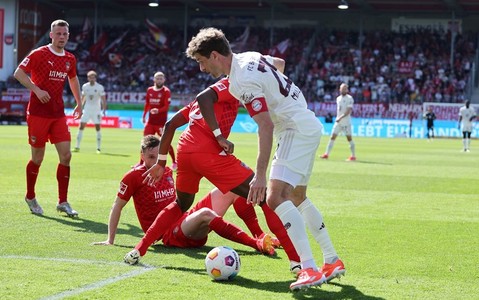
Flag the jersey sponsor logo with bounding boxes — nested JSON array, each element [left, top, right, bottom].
[[119, 181, 128, 195], [154, 187, 175, 201], [49, 70, 68, 80], [251, 99, 263, 112], [240, 92, 254, 103], [20, 57, 30, 67]]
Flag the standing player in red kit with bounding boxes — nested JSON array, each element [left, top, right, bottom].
[[142, 72, 177, 170], [14, 19, 83, 217], [125, 78, 302, 273]]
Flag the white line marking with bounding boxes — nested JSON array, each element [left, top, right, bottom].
[[2, 255, 157, 299]]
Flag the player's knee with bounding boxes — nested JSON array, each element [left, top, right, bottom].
[[198, 208, 218, 222]]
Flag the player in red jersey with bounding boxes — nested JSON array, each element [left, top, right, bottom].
[[93, 135, 273, 255], [125, 78, 302, 272], [142, 72, 176, 170], [14, 19, 83, 217]]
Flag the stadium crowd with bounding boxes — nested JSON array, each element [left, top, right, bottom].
[[5, 23, 477, 119]]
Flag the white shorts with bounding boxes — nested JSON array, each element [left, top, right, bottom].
[[461, 123, 473, 132], [270, 129, 321, 187], [331, 122, 352, 136], [80, 110, 102, 125]]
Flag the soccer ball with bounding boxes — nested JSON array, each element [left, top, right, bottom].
[[205, 246, 241, 281]]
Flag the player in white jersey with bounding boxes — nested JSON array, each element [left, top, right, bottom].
[[320, 83, 356, 161], [458, 100, 476, 152], [185, 27, 345, 291], [74, 70, 106, 153]]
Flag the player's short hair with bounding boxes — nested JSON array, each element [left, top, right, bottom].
[[141, 135, 160, 152], [51, 19, 69, 31], [87, 70, 97, 77], [154, 72, 165, 78], [186, 27, 231, 59]]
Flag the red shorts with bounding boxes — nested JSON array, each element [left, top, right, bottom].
[[27, 115, 71, 148], [143, 124, 164, 136], [176, 152, 253, 194], [162, 196, 212, 248]]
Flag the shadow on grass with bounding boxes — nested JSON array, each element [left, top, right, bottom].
[[38, 214, 143, 238], [148, 263, 385, 299], [98, 152, 131, 157]]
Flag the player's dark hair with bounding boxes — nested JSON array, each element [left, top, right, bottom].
[[186, 27, 231, 58], [51, 19, 69, 31], [141, 135, 160, 152]]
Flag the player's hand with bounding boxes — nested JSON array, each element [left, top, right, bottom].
[[73, 105, 83, 120], [216, 136, 234, 154], [142, 163, 165, 186], [247, 175, 267, 206], [34, 89, 51, 103], [150, 108, 159, 114], [91, 240, 113, 246]]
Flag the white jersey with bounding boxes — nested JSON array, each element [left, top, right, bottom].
[[82, 82, 105, 112], [228, 52, 322, 136], [459, 106, 476, 131], [336, 94, 354, 125]]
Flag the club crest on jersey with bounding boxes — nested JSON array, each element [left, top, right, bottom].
[[65, 62, 71, 71], [251, 99, 263, 112]]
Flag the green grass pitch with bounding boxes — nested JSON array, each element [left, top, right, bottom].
[[0, 126, 478, 299]]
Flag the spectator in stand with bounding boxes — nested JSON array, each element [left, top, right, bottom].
[[142, 71, 177, 170]]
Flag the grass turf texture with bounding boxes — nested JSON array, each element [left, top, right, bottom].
[[0, 126, 478, 299]]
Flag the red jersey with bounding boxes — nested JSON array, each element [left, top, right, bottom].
[[177, 78, 239, 154], [18, 45, 78, 118], [117, 166, 175, 233], [143, 85, 171, 126]]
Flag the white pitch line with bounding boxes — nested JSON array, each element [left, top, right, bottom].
[[39, 267, 155, 300], [2, 255, 157, 299]]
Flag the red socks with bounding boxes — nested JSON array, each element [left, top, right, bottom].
[[209, 216, 257, 250], [26, 160, 40, 200], [57, 164, 70, 203], [135, 202, 183, 256], [261, 203, 300, 262], [233, 197, 264, 238]]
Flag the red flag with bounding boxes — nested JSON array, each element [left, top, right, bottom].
[[101, 31, 128, 56], [89, 32, 108, 62], [75, 16, 92, 43], [145, 18, 167, 48], [269, 39, 290, 59]]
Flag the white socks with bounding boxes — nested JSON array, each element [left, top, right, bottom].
[[96, 131, 102, 150], [297, 198, 338, 264], [349, 140, 356, 156], [326, 140, 335, 155], [76, 129, 84, 148], [275, 200, 318, 271]]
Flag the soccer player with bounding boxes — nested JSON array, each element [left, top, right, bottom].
[[320, 83, 356, 161], [423, 106, 436, 141], [126, 78, 301, 272], [458, 100, 477, 152], [183, 28, 345, 290], [13, 19, 82, 217], [73, 70, 106, 153], [93, 135, 273, 255], [142, 72, 176, 170]]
